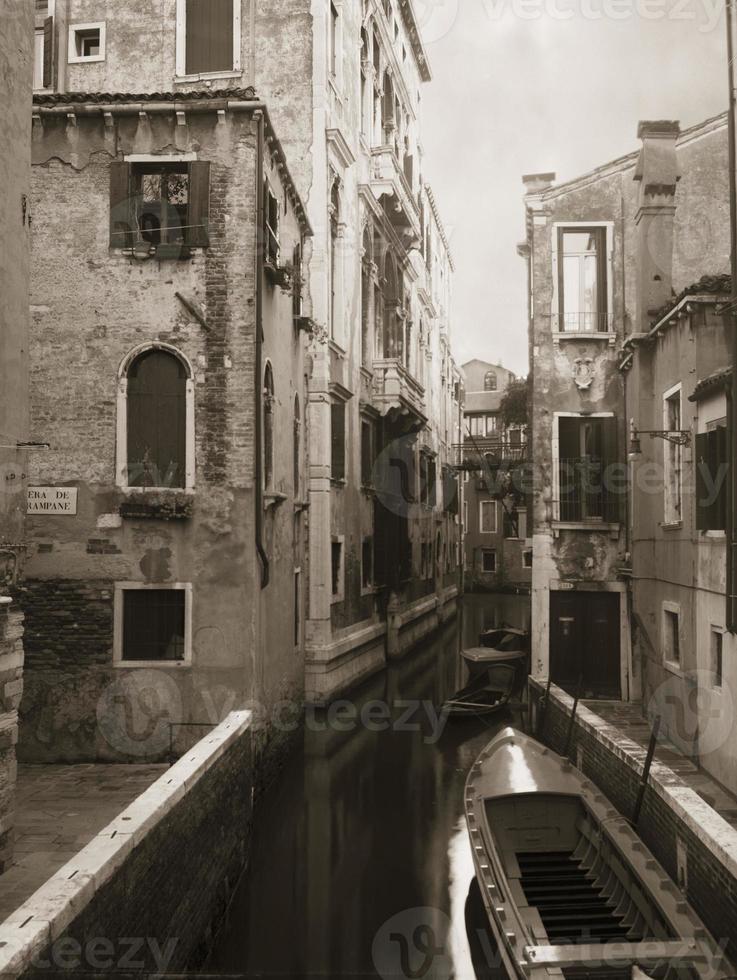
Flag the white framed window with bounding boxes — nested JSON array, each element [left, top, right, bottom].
[[114, 582, 192, 667], [68, 22, 106, 63], [662, 601, 681, 672], [479, 500, 497, 534], [486, 415, 498, 437], [328, 0, 341, 80], [33, 30, 46, 89], [663, 384, 682, 526], [116, 343, 195, 492], [175, 0, 242, 81], [481, 550, 497, 573], [551, 221, 614, 334]]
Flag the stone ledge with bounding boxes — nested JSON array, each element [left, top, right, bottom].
[[531, 678, 737, 881], [0, 710, 252, 979]]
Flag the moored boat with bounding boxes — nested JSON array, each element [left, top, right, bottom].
[[465, 728, 731, 979], [478, 626, 530, 652], [442, 664, 517, 719]]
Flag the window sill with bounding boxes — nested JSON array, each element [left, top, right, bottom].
[[174, 70, 243, 83], [663, 659, 683, 677], [119, 489, 194, 521], [116, 245, 195, 260], [68, 55, 106, 64], [701, 530, 726, 539], [330, 478, 346, 489], [552, 520, 620, 534], [294, 499, 310, 513], [552, 331, 616, 346], [114, 660, 191, 669], [660, 521, 683, 531]]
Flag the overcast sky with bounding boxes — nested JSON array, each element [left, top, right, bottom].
[[417, 2, 727, 376]]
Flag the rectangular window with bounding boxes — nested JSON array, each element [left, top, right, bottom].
[[663, 606, 680, 667], [362, 538, 374, 590], [68, 22, 105, 63], [119, 587, 188, 663], [361, 419, 374, 487], [523, 549, 533, 569], [557, 226, 607, 332], [503, 509, 517, 538], [469, 416, 484, 438], [427, 457, 437, 507], [328, 2, 339, 77], [331, 540, 343, 598], [482, 550, 497, 573], [331, 402, 346, 482], [34, 30, 45, 89], [557, 416, 619, 523], [711, 628, 723, 687], [663, 387, 682, 525], [294, 570, 301, 646], [695, 419, 728, 532], [265, 185, 280, 266], [480, 500, 497, 534], [35, 14, 54, 89], [110, 161, 210, 250], [486, 415, 498, 437], [180, 0, 238, 77]]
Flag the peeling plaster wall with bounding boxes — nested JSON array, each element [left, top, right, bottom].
[[0, 0, 33, 872], [22, 109, 307, 766]]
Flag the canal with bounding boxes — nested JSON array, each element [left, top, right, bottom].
[[212, 594, 530, 980]]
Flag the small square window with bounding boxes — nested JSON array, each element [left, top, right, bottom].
[[68, 23, 106, 63], [118, 587, 189, 663]]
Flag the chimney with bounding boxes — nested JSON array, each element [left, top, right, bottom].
[[634, 120, 681, 329], [522, 172, 556, 196]]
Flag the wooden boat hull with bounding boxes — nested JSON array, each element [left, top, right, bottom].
[[464, 728, 731, 979], [443, 664, 517, 719]]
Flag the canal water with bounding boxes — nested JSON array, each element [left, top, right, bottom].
[[212, 594, 530, 980]]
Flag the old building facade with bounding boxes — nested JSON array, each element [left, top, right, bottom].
[[460, 359, 530, 592], [0, 0, 33, 870], [23, 0, 461, 750], [24, 88, 311, 767], [522, 113, 731, 713]]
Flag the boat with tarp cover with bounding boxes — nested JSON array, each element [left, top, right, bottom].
[[465, 728, 732, 979]]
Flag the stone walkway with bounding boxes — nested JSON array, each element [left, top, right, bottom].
[[583, 700, 737, 830], [0, 763, 167, 923]]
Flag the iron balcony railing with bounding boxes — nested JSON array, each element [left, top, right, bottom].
[[552, 311, 614, 333], [557, 456, 621, 523]]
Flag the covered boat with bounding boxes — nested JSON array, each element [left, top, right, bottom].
[[478, 626, 530, 652], [465, 728, 731, 979], [442, 664, 517, 719]]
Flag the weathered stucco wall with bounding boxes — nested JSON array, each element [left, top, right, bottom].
[[23, 104, 307, 768], [0, 0, 33, 872]]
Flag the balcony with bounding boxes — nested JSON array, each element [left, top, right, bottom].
[[369, 146, 421, 242], [372, 358, 426, 433]]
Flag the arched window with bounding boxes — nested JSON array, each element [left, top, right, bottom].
[[263, 362, 275, 490], [361, 226, 372, 367], [293, 393, 301, 496], [125, 348, 188, 489], [484, 371, 498, 391], [329, 178, 340, 338]]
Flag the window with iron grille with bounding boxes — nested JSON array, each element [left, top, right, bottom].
[[121, 588, 187, 662], [557, 227, 608, 332], [557, 416, 619, 523]]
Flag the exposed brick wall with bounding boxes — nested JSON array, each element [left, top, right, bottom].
[[531, 683, 737, 960], [0, 606, 23, 873], [19, 718, 252, 977]]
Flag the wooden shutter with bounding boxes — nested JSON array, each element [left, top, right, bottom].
[[600, 416, 619, 522], [185, 0, 234, 75], [331, 403, 345, 481], [42, 16, 54, 88], [696, 428, 728, 531], [127, 351, 187, 488], [186, 161, 210, 246], [109, 162, 132, 247]]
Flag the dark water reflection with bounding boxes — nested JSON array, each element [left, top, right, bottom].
[[212, 595, 530, 980]]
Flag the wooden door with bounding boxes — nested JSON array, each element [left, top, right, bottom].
[[550, 591, 621, 699]]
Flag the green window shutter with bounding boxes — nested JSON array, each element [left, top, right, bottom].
[[186, 161, 210, 246], [43, 16, 54, 88], [185, 0, 234, 75], [109, 162, 132, 247], [600, 416, 620, 522]]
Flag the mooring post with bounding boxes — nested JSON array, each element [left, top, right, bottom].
[[564, 674, 584, 758], [633, 715, 661, 827], [536, 676, 552, 739]]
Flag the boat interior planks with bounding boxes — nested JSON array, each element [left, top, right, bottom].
[[464, 728, 732, 980]]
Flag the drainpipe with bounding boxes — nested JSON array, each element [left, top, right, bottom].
[[254, 109, 269, 589], [727, 2, 737, 630]]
